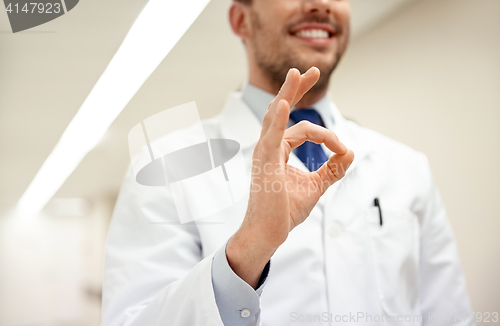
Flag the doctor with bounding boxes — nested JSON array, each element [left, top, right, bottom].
[[102, 0, 474, 325]]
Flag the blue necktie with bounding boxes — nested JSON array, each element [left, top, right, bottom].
[[289, 109, 328, 171]]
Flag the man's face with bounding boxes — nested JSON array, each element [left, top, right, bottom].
[[244, 0, 350, 91]]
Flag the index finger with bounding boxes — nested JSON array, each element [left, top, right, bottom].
[[261, 68, 301, 137], [284, 121, 347, 155], [261, 67, 320, 137], [290, 67, 320, 108]]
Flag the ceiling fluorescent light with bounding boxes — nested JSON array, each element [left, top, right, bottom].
[[17, 0, 211, 216]]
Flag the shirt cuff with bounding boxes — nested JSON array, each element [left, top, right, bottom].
[[211, 241, 271, 326]]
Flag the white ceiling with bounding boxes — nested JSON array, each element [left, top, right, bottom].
[[0, 0, 417, 214]]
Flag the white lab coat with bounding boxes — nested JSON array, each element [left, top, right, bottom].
[[101, 92, 473, 326]]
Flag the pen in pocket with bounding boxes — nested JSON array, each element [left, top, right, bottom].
[[374, 198, 383, 226]]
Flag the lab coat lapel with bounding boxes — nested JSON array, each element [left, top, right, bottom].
[[322, 101, 375, 208], [219, 92, 261, 150], [329, 101, 373, 177]]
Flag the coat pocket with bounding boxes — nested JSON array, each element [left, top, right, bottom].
[[366, 206, 420, 317]]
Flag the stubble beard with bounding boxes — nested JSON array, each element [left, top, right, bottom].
[[250, 12, 343, 97], [253, 47, 340, 95]]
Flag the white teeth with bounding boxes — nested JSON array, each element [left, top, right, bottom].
[[296, 29, 329, 39]]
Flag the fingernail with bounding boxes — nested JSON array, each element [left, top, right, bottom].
[[286, 69, 293, 81]]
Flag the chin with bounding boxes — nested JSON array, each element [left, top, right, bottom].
[[294, 49, 337, 70], [298, 58, 336, 74]]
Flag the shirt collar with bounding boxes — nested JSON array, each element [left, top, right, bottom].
[[241, 82, 335, 130]]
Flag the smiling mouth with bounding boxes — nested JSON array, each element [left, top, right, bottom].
[[294, 29, 332, 40], [290, 24, 337, 46]]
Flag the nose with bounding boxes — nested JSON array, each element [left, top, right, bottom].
[[303, 0, 332, 16]]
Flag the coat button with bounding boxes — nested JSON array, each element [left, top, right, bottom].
[[240, 308, 251, 318], [328, 222, 343, 238]]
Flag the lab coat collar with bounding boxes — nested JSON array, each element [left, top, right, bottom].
[[219, 92, 374, 175]]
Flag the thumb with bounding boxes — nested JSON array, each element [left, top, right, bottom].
[[315, 149, 355, 194]]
